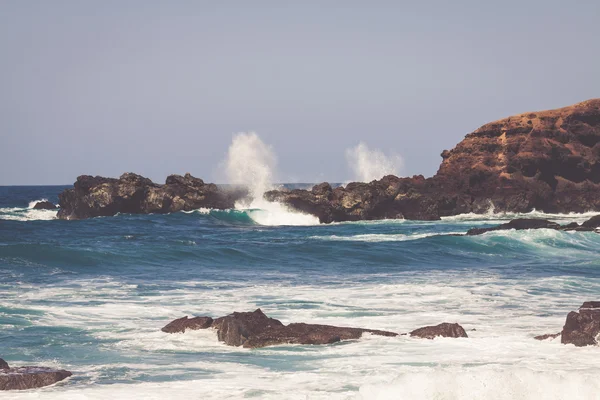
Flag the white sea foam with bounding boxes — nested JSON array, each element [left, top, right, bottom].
[[345, 142, 403, 182], [223, 132, 319, 226], [3, 272, 599, 399], [0, 199, 58, 221]]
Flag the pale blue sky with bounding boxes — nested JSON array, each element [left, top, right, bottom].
[[1, 1, 599, 185]]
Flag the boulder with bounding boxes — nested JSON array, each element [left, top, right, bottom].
[[57, 172, 248, 220], [0, 365, 72, 391], [163, 309, 398, 348], [410, 323, 468, 339], [0, 359, 8, 370], [161, 316, 213, 333], [561, 302, 600, 347], [32, 201, 57, 210]]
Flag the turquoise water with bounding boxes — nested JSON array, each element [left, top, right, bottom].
[[1, 186, 599, 399]]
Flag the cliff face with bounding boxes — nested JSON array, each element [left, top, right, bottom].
[[435, 98, 600, 214], [267, 99, 600, 222]]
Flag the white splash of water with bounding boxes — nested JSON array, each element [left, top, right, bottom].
[[225, 132, 276, 206], [224, 132, 319, 226], [346, 142, 403, 182]]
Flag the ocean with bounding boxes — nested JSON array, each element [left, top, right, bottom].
[[1, 185, 599, 399]]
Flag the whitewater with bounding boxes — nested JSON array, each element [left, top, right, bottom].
[[1, 136, 599, 399]]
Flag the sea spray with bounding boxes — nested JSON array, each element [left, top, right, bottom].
[[346, 142, 403, 182], [224, 132, 319, 225]]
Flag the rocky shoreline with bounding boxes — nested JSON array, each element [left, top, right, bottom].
[[55, 99, 600, 222], [2, 302, 597, 391]]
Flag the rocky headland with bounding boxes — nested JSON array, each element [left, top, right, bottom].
[[265, 99, 600, 222], [56, 99, 600, 221]]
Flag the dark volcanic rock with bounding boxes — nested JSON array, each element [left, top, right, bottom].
[[410, 323, 468, 339], [266, 99, 600, 222], [32, 201, 57, 210], [161, 316, 214, 333], [466, 218, 561, 235], [0, 359, 8, 370], [465, 215, 600, 236], [561, 302, 600, 347], [163, 309, 398, 348], [534, 332, 561, 341], [0, 366, 72, 391], [57, 172, 247, 220]]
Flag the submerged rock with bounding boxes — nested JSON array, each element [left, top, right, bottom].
[[0, 360, 72, 391], [32, 201, 57, 210], [561, 302, 600, 347], [465, 215, 600, 236], [163, 309, 398, 348], [266, 99, 600, 222], [466, 218, 561, 235], [534, 333, 561, 341], [57, 172, 247, 220], [410, 323, 468, 339]]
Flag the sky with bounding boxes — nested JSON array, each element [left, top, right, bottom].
[[1, 1, 599, 185]]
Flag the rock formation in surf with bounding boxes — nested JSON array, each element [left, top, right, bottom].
[[464, 215, 600, 236], [533, 302, 600, 347], [561, 301, 600, 347], [409, 323, 468, 339], [266, 99, 600, 222], [0, 358, 72, 391], [162, 309, 397, 348], [57, 173, 247, 220], [32, 201, 57, 210]]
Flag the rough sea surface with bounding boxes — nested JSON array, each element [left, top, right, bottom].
[[1, 185, 599, 399]]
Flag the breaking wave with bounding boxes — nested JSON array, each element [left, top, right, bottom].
[[0, 198, 57, 222]]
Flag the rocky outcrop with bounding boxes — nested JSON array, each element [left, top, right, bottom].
[[410, 323, 468, 339], [266, 99, 600, 222], [465, 215, 600, 236], [162, 309, 397, 348], [0, 359, 72, 391], [561, 302, 600, 347], [161, 316, 214, 333], [32, 201, 57, 210], [57, 173, 247, 220]]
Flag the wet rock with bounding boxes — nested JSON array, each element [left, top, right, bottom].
[[534, 333, 561, 341], [561, 302, 600, 347], [410, 323, 468, 339], [163, 309, 398, 348], [32, 201, 57, 210], [266, 99, 600, 222], [0, 359, 8, 370], [465, 215, 600, 236], [466, 218, 561, 235], [161, 316, 213, 333], [58, 172, 247, 220], [0, 366, 72, 391]]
